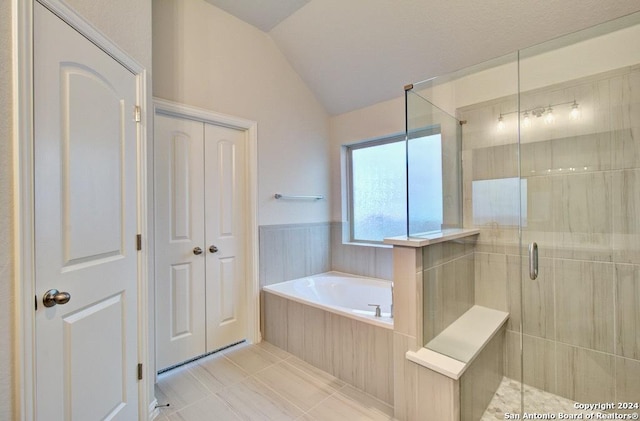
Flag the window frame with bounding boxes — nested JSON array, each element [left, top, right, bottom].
[[346, 126, 441, 244]]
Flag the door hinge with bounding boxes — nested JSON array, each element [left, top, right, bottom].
[[134, 105, 141, 123], [136, 234, 142, 251], [137, 363, 143, 380]]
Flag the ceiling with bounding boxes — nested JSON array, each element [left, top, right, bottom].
[[205, 0, 640, 116]]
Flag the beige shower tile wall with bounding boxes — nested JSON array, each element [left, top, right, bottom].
[[616, 264, 640, 360], [422, 241, 475, 343], [459, 65, 640, 405], [460, 328, 505, 421]]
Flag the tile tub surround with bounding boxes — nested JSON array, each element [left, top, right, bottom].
[[331, 222, 394, 280], [458, 65, 640, 407], [259, 223, 331, 288], [262, 291, 394, 405], [258, 222, 393, 292]]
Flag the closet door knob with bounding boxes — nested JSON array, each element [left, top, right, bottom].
[[193, 247, 203, 255], [209, 245, 219, 254]]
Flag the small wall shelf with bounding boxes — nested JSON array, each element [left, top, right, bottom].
[[382, 228, 479, 247]]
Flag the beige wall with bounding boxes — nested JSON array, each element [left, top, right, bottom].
[[328, 96, 405, 222], [152, 0, 331, 226], [1, 0, 152, 418]]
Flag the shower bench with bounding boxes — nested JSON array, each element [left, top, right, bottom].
[[406, 305, 509, 421]]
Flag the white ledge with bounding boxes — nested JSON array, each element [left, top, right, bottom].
[[383, 228, 479, 248], [405, 305, 509, 380]]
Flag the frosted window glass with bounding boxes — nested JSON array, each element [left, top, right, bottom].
[[352, 141, 406, 242], [350, 134, 443, 242], [408, 134, 443, 235]]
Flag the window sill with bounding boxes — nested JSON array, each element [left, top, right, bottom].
[[342, 241, 393, 249]]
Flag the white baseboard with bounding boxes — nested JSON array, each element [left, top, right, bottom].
[[148, 399, 160, 420]]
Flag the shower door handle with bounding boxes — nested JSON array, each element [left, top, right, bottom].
[[528, 242, 538, 280]]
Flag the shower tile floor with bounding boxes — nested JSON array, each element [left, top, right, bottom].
[[482, 377, 604, 420], [154, 341, 395, 421]]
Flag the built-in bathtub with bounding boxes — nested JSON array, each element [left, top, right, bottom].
[[262, 271, 394, 405], [263, 272, 394, 328]]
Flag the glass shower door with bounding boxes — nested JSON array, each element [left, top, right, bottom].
[[406, 86, 462, 237], [519, 12, 640, 417]]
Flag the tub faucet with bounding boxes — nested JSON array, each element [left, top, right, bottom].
[[368, 304, 382, 317], [390, 282, 394, 319]]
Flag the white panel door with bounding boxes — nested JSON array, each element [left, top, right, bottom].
[[34, 3, 139, 420], [204, 123, 247, 351], [154, 114, 206, 370]]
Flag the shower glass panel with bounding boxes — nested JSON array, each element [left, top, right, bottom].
[[411, 53, 520, 364], [519, 12, 640, 416], [406, 85, 461, 236]]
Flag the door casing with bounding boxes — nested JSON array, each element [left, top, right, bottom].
[[13, 0, 150, 419], [152, 98, 260, 367]]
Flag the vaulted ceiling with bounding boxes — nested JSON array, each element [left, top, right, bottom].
[[205, 0, 640, 115]]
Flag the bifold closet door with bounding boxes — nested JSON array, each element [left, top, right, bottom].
[[204, 123, 248, 352], [155, 114, 206, 370]]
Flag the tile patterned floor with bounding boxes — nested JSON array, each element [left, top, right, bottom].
[[154, 341, 395, 421], [482, 377, 605, 420]]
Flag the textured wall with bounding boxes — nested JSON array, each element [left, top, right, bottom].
[[64, 0, 152, 70]]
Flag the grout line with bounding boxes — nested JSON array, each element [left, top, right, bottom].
[[520, 331, 621, 359], [279, 358, 348, 394], [612, 261, 618, 405], [255, 341, 294, 361], [160, 393, 209, 418], [210, 391, 245, 421], [336, 383, 395, 415], [251, 372, 312, 415], [297, 385, 343, 419], [552, 253, 558, 396]]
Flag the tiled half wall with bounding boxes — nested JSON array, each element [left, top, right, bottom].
[[258, 222, 393, 289]]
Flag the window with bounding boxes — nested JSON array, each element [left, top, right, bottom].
[[347, 129, 443, 243]]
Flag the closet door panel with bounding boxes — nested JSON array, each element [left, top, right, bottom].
[[155, 115, 206, 370], [204, 123, 247, 351]]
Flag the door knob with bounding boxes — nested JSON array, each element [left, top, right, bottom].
[[209, 245, 219, 253], [43, 289, 71, 308], [193, 247, 203, 255]]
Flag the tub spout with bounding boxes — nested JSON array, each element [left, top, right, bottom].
[[390, 282, 394, 319], [368, 304, 382, 317]]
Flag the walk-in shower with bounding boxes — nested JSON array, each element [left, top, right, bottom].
[[406, 10, 640, 420]]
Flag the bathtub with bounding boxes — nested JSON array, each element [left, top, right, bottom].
[[262, 271, 393, 329], [261, 271, 395, 404]]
